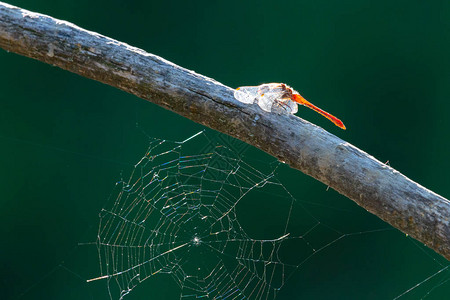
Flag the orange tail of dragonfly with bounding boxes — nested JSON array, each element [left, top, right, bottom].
[[292, 94, 346, 130]]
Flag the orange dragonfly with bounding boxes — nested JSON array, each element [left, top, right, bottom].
[[234, 83, 346, 130]]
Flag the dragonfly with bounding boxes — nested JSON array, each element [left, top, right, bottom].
[[234, 83, 346, 130]]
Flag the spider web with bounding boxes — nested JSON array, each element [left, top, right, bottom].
[[87, 131, 379, 299]]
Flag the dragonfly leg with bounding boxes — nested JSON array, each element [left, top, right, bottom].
[[274, 99, 293, 112]]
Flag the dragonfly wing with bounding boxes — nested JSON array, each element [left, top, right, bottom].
[[283, 100, 298, 114], [234, 86, 259, 104], [258, 92, 276, 112], [257, 89, 287, 112], [235, 84, 298, 114]]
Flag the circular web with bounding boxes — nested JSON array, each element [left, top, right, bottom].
[[89, 132, 343, 299]]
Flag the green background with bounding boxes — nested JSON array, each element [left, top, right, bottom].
[[1, 0, 450, 299]]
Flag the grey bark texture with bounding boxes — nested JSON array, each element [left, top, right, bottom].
[[0, 2, 449, 260]]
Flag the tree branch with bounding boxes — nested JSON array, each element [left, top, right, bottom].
[[1, 2, 449, 260]]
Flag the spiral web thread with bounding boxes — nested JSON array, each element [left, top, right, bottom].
[[87, 131, 361, 299]]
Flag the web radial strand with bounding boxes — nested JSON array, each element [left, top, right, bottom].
[[92, 131, 337, 300]]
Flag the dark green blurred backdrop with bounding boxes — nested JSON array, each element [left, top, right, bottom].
[[1, 0, 450, 299]]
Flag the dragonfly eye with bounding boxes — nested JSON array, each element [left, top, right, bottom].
[[282, 91, 292, 99]]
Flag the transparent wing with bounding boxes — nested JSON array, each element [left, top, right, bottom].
[[258, 85, 298, 114], [235, 83, 298, 114], [234, 86, 259, 104], [257, 90, 279, 112], [253, 84, 283, 112], [277, 99, 298, 114]]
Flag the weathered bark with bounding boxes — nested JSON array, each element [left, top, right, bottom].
[[0, 2, 449, 260]]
